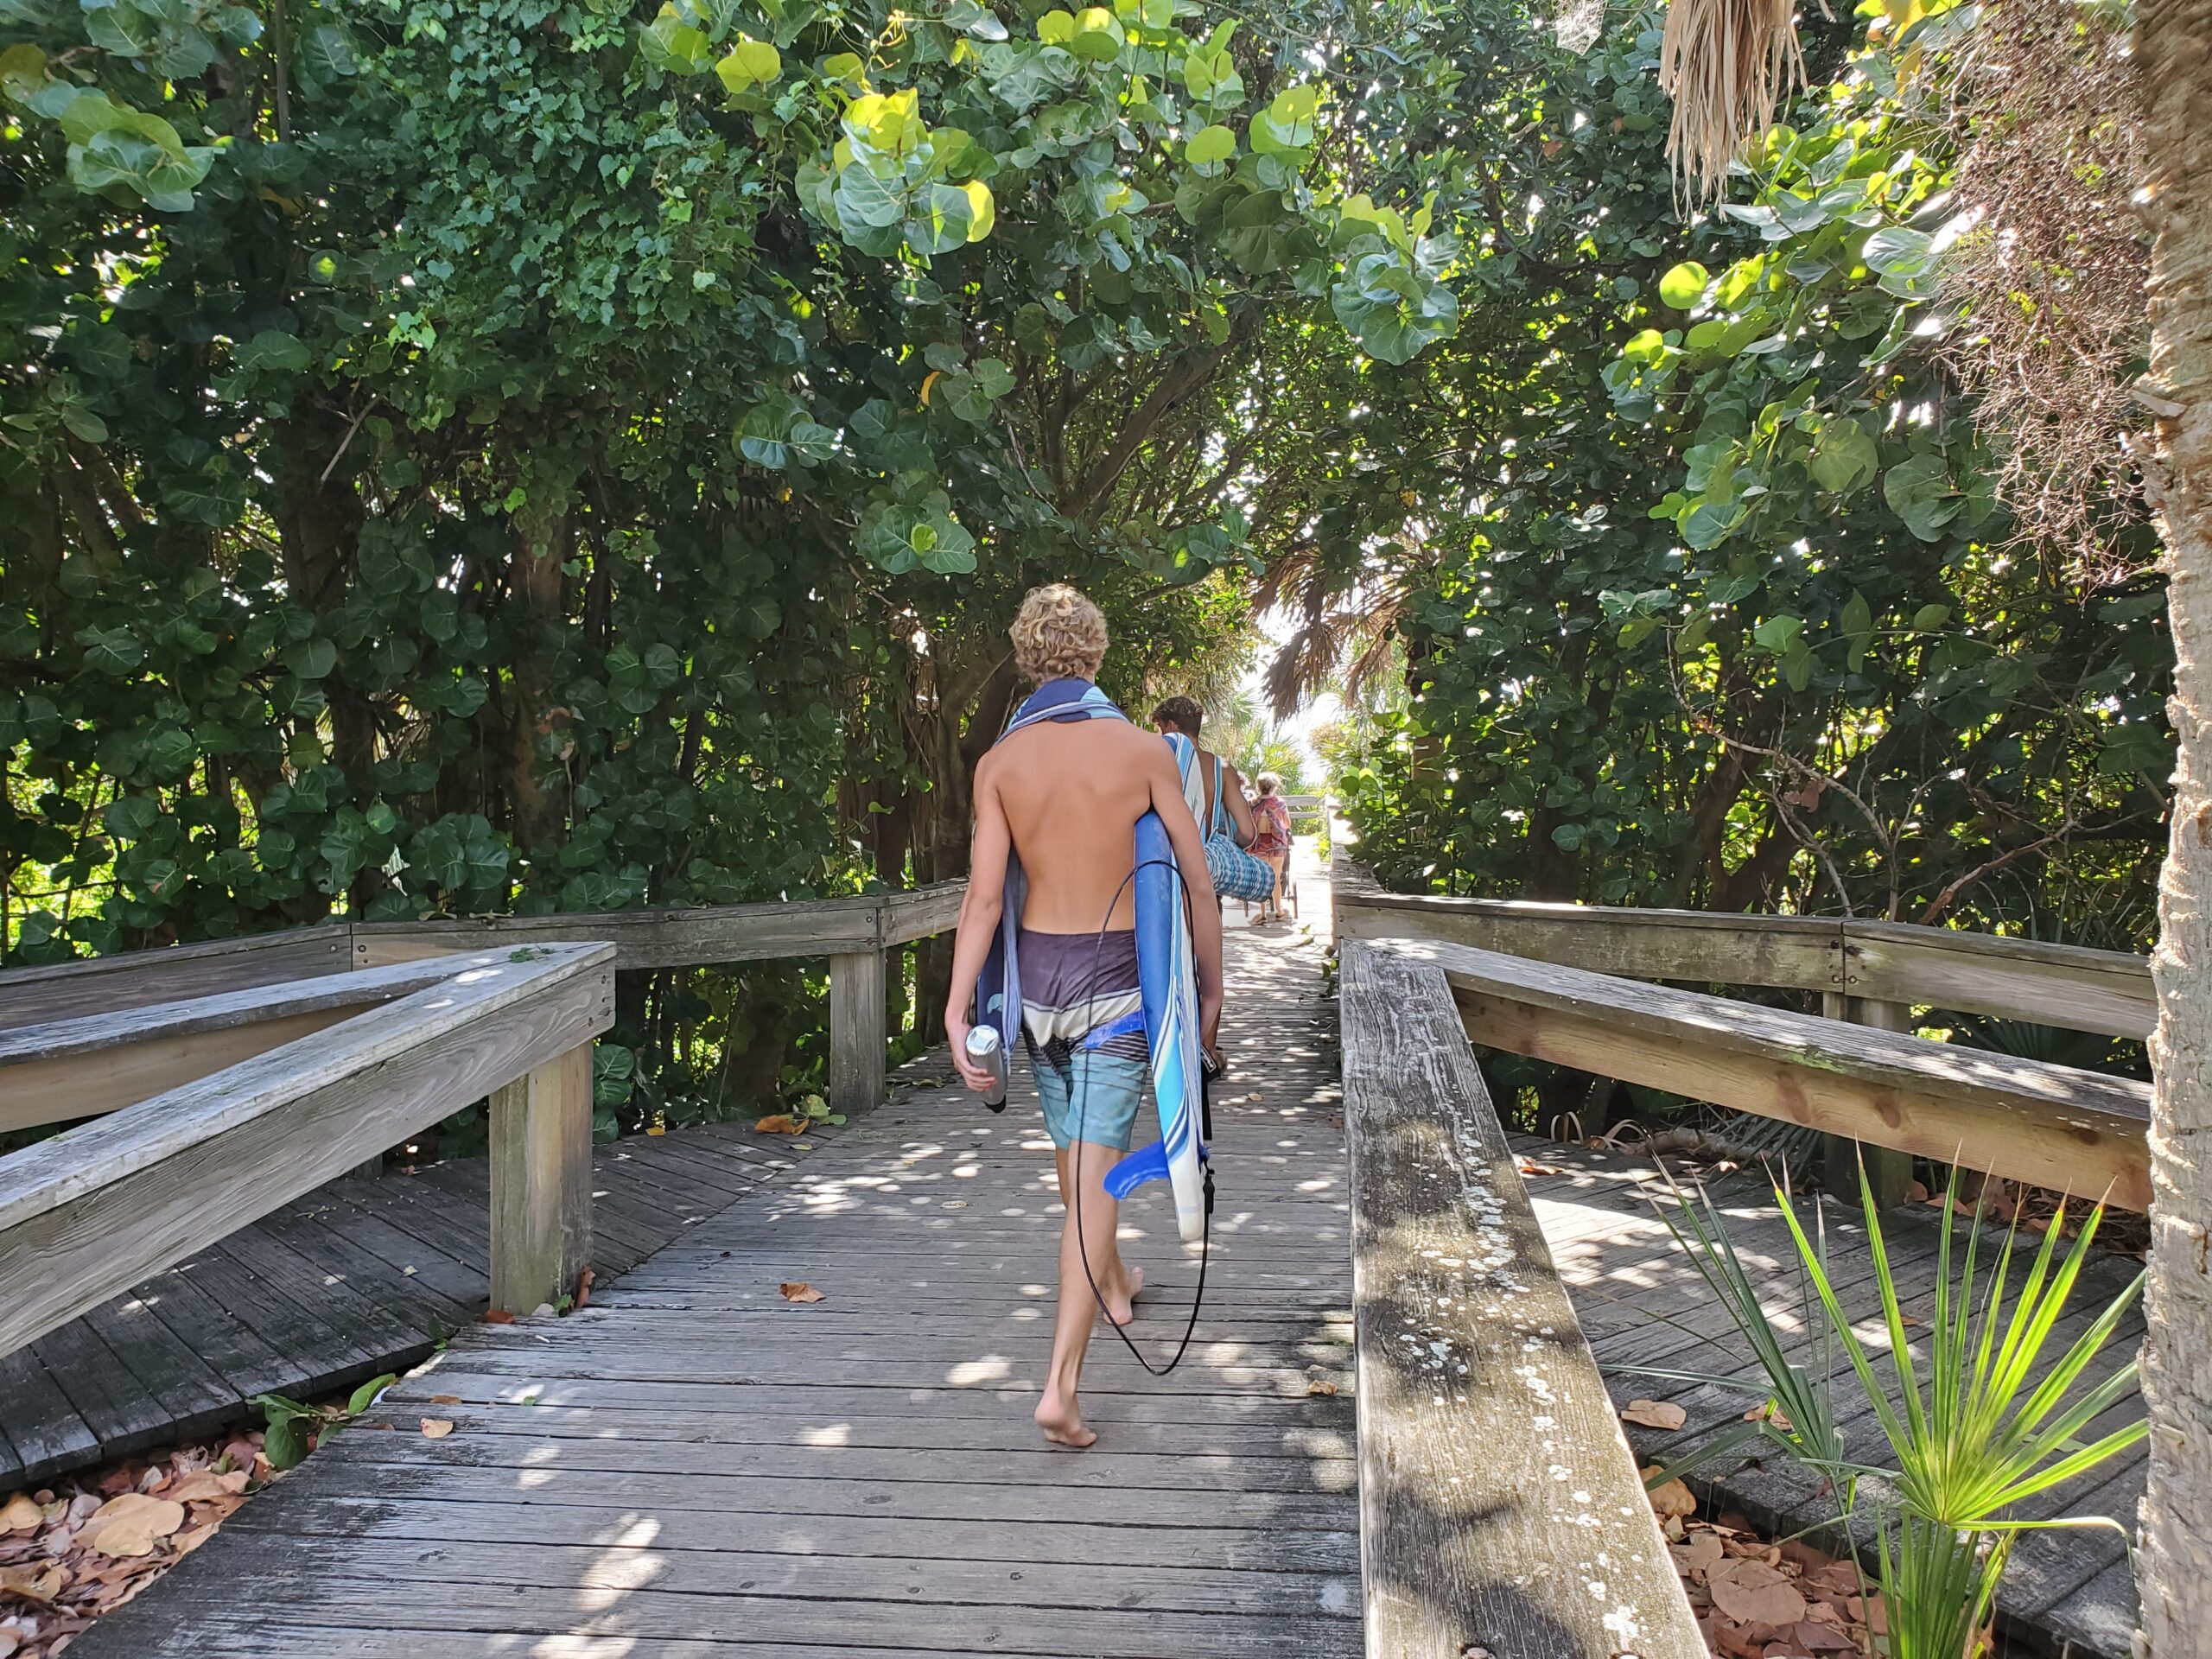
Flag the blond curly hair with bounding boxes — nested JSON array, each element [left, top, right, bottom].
[[1009, 584, 1108, 683]]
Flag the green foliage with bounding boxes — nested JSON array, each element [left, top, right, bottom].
[[1647, 1167, 2145, 1657], [256, 1371, 397, 1471], [1336, 2, 2168, 961]]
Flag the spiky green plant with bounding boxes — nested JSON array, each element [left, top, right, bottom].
[[1626, 1170, 1855, 1491], [1779, 1166, 2145, 1658]]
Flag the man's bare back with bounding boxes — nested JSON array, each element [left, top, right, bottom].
[[979, 719, 1172, 934]]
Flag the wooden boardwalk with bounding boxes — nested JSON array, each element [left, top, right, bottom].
[[0, 1119, 823, 1488], [73, 899, 1359, 1657], [1516, 1140, 2145, 1659]]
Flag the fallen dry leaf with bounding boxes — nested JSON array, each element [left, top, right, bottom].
[[1741, 1402, 1795, 1432], [0, 1563, 65, 1605], [754, 1114, 807, 1135], [1622, 1398, 1688, 1430], [1306, 1377, 1338, 1396], [427, 1395, 463, 1406], [159, 1471, 248, 1504], [1792, 1619, 1859, 1653], [1707, 1558, 1808, 1628], [1647, 1478, 1696, 1519], [419, 1420, 454, 1440], [0, 1497, 40, 1535], [1671, 1530, 1726, 1577], [79, 1495, 184, 1560], [478, 1309, 515, 1325], [575, 1266, 595, 1309], [779, 1282, 825, 1305]]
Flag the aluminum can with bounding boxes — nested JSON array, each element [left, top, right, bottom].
[[964, 1024, 1008, 1109]]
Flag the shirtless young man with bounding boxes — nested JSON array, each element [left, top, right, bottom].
[[944, 586, 1224, 1449]]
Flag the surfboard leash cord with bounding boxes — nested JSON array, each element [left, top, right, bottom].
[[1068, 855, 1214, 1378]]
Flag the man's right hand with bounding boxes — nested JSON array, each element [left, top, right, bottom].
[[946, 1009, 997, 1094]]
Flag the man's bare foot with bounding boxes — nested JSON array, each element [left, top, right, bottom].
[[1035, 1389, 1096, 1448], [1101, 1264, 1144, 1327]]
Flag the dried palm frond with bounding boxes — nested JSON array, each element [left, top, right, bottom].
[[1656, 0, 1810, 205]]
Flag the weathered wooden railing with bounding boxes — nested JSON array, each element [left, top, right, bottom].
[[0, 884, 961, 1362], [1340, 938, 1706, 1657], [1334, 855, 2156, 1209]]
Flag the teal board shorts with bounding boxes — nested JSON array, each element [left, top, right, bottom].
[[1032, 1046, 1148, 1152], [1016, 925, 1150, 1152]]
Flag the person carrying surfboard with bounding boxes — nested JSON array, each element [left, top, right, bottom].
[[944, 584, 1224, 1449]]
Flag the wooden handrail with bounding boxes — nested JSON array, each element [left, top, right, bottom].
[[0, 923, 354, 1033], [1339, 940, 1706, 1656], [1332, 855, 2154, 1040], [0, 882, 969, 1120], [1389, 935, 2153, 1209], [0, 953, 515, 1134], [0, 943, 616, 1357]]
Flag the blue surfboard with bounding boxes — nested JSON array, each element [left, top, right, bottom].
[[1104, 810, 1209, 1243]]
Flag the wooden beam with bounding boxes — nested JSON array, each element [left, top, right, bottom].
[[0, 925, 353, 1033], [829, 950, 888, 1118], [1820, 994, 1916, 1210], [1396, 939, 2152, 1211], [1333, 861, 1842, 996], [1332, 852, 2158, 1042], [488, 1042, 594, 1316], [353, 897, 882, 972], [1844, 922, 2154, 1039], [0, 954, 524, 1134], [878, 884, 963, 947], [0, 944, 614, 1358], [1338, 942, 1705, 1659]]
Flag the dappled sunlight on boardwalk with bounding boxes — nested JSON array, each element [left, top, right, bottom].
[[68, 852, 1359, 1658]]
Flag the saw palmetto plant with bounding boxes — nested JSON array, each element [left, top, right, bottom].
[[1642, 1162, 2146, 1658]]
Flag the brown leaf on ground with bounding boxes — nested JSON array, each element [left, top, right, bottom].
[[478, 1309, 515, 1325], [158, 1471, 247, 1504], [1622, 1399, 1688, 1430], [427, 1395, 463, 1405], [169, 1525, 220, 1560], [754, 1115, 808, 1135], [1792, 1618, 1860, 1652], [575, 1266, 595, 1309], [779, 1282, 825, 1305], [1740, 1402, 1794, 1431], [1707, 1559, 1808, 1627], [1711, 1618, 1768, 1659], [1637, 1468, 1696, 1518], [419, 1420, 454, 1440], [1671, 1530, 1726, 1578], [1305, 1376, 1338, 1396], [79, 1496, 184, 1560], [0, 1564, 66, 1605], [0, 1498, 40, 1535]]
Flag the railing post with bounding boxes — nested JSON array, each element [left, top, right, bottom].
[[1821, 993, 1916, 1209], [489, 1041, 594, 1315], [830, 947, 887, 1119]]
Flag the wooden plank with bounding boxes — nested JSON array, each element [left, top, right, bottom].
[[1820, 994, 1917, 1209], [353, 894, 880, 971], [829, 948, 888, 1117], [0, 944, 613, 1357], [1338, 941, 1704, 1659], [1332, 858, 1842, 995], [0, 925, 353, 1033], [880, 882, 963, 945], [222, 1491, 1357, 1573], [0, 1344, 101, 1477], [0, 954, 494, 1134], [1401, 938, 2153, 1210], [1845, 920, 2156, 1039], [488, 1042, 594, 1315]]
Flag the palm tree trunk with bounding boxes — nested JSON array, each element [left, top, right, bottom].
[[2138, 3, 2212, 1648]]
